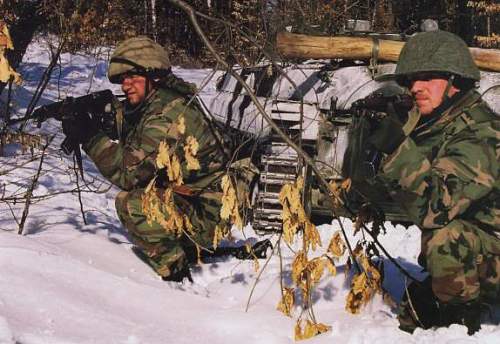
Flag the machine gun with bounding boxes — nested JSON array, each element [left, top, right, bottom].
[[329, 91, 415, 219], [330, 92, 414, 120], [14, 89, 120, 175]]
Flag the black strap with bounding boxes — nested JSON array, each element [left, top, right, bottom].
[[110, 57, 172, 78]]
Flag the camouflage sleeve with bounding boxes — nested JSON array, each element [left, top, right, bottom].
[[83, 105, 181, 191], [378, 122, 499, 229]]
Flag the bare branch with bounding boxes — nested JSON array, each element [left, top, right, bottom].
[[18, 135, 54, 235]]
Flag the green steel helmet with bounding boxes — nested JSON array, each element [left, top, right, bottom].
[[108, 36, 171, 84], [394, 30, 480, 86]]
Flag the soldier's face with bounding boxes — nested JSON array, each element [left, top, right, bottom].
[[121, 74, 151, 105], [410, 78, 459, 116]]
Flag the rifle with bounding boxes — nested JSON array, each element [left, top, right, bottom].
[[11, 89, 120, 175]]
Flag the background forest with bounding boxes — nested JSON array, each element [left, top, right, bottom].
[[1, 0, 499, 71]]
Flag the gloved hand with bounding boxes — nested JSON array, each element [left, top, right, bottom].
[[62, 112, 100, 145], [367, 103, 406, 154]]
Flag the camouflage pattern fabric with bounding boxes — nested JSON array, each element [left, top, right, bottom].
[[376, 89, 500, 304], [108, 36, 171, 84], [420, 220, 500, 303], [84, 87, 228, 278], [115, 187, 222, 277]]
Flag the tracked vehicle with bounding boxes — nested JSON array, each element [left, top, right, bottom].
[[199, 25, 500, 232]]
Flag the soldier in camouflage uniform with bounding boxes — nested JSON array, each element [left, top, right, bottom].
[[65, 37, 234, 282], [367, 31, 500, 334]]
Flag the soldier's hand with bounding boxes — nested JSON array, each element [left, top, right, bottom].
[[62, 113, 100, 144]]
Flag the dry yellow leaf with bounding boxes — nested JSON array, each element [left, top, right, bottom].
[[291, 250, 307, 285], [176, 115, 186, 135], [279, 177, 313, 246], [295, 319, 331, 341], [345, 273, 368, 314], [220, 174, 243, 230], [244, 243, 260, 272], [345, 254, 382, 314], [0, 24, 21, 84], [276, 288, 295, 317], [1, 23, 14, 50], [253, 254, 260, 273], [325, 257, 337, 276], [156, 141, 183, 185], [281, 201, 298, 244], [156, 141, 170, 169], [304, 221, 321, 251], [328, 178, 351, 208], [161, 187, 185, 236], [327, 231, 346, 258], [168, 153, 182, 185], [307, 257, 325, 286], [212, 225, 226, 250], [141, 178, 168, 227], [184, 135, 200, 171], [359, 254, 382, 287], [0, 55, 21, 83]]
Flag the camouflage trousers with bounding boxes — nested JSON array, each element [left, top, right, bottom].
[[420, 219, 500, 303], [115, 187, 221, 278]]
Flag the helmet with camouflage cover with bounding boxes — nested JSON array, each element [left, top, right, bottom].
[[394, 30, 480, 86], [108, 36, 171, 84]]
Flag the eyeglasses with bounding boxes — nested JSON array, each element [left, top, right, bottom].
[[117, 72, 145, 84]]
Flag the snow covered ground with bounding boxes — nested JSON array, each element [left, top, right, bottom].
[[0, 37, 499, 344]]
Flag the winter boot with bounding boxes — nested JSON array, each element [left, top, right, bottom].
[[398, 277, 440, 333], [438, 300, 482, 335], [162, 263, 194, 283]]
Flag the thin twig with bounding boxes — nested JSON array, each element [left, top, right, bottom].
[[276, 234, 290, 314], [73, 155, 87, 225], [20, 37, 66, 130], [0, 78, 14, 156], [245, 237, 278, 312], [18, 135, 54, 234]]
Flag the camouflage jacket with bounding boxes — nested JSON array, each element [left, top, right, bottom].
[[378, 90, 499, 236], [83, 88, 227, 192]]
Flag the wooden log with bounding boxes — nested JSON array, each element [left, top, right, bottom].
[[276, 32, 500, 73]]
